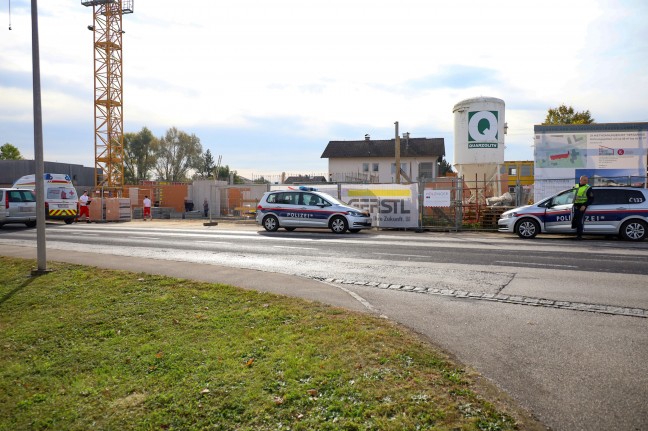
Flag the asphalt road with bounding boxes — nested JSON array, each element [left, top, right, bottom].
[[1, 220, 647, 430]]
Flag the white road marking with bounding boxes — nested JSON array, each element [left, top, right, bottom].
[[495, 261, 578, 268], [374, 252, 429, 258], [128, 236, 160, 240], [273, 245, 317, 250]]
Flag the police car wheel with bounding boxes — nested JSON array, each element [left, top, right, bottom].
[[620, 220, 647, 241], [330, 216, 348, 234], [263, 215, 279, 232], [515, 218, 539, 239]]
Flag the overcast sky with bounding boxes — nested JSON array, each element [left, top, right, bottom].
[[1, 0, 647, 179]]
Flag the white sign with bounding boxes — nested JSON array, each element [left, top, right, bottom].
[[342, 184, 418, 228], [424, 189, 451, 207]]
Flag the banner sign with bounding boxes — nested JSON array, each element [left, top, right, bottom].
[[424, 189, 451, 207], [342, 184, 418, 228]]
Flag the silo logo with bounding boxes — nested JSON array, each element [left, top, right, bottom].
[[468, 111, 498, 148]]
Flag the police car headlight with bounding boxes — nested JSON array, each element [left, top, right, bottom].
[[347, 211, 363, 217], [501, 212, 517, 219]]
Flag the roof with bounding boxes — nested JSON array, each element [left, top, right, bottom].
[[321, 138, 445, 159]]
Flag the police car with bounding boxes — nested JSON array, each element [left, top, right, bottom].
[[256, 188, 372, 233], [498, 186, 648, 241]]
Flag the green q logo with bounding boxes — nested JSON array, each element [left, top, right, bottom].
[[468, 111, 498, 142]]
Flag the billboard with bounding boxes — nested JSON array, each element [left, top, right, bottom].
[[534, 124, 648, 200]]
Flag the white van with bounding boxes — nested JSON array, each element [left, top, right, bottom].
[[498, 186, 648, 241], [0, 188, 37, 228], [13, 174, 79, 224]]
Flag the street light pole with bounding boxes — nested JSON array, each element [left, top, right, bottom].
[[31, 0, 48, 274]]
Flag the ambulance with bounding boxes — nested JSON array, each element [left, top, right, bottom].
[[13, 173, 79, 224]]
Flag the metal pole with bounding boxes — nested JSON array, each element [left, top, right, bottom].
[[394, 121, 401, 184], [31, 0, 47, 274]]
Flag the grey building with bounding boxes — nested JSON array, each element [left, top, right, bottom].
[[0, 160, 96, 188]]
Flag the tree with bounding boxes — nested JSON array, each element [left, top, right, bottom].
[[0, 143, 23, 160], [197, 149, 216, 179], [542, 104, 595, 125], [124, 127, 158, 184], [214, 165, 243, 184], [438, 157, 454, 176], [154, 127, 203, 182]]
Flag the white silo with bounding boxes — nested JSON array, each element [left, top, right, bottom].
[[452, 97, 506, 196]]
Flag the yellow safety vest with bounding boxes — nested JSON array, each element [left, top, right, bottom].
[[573, 184, 591, 204]]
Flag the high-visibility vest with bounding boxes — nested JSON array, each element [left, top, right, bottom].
[[574, 184, 591, 204]]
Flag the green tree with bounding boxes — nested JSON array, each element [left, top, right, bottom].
[[155, 127, 203, 182], [0, 143, 23, 160], [438, 157, 454, 176], [197, 149, 216, 179], [214, 165, 243, 184], [542, 104, 595, 125], [124, 127, 158, 184]]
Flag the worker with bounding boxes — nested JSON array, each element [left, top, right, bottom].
[[571, 175, 594, 240], [77, 190, 91, 223], [143, 195, 152, 221]]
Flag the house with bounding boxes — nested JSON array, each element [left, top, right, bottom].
[[321, 135, 445, 183]]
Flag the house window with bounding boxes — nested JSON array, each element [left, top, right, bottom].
[[419, 162, 434, 179], [391, 163, 408, 174], [508, 167, 517, 175], [362, 163, 369, 172], [521, 165, 532, 176], [372, 163, 379, 172]]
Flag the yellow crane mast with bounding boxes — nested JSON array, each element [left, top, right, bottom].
[[81, 0, 133, 191]]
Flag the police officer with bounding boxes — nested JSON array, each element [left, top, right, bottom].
[[572, 175, 594, 239]]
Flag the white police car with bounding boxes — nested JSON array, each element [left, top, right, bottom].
[[498, 186, 648, 241], [256, 188, 372, 233]]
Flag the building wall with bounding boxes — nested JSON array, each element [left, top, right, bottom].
[[328, 156, 439, 183], [0, 160, 95, 188], [502, 161, 534, 192]]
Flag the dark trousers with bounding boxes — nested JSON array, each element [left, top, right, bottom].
[[572, 207, 586, 236]]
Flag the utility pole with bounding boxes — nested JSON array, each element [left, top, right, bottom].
[[394, 121, 401, 184], [31, 0, 48, 274]]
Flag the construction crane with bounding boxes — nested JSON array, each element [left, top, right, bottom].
[[81, 0, 133, 191]]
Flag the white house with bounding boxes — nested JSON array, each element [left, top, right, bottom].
[[321, 135, 446, 183]]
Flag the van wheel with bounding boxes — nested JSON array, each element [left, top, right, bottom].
[[330, 216, 348, 234], [515, 218, 539, 239], [620, 220, 647, 241], [64, 218, 74, 225], [25, 221, 37, 228], [262, 215, 279, 232]]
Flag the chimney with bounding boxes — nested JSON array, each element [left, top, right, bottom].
[[364, 134, 370, 141]]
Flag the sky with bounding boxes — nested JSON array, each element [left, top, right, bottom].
[[1, 0, 647, 180]]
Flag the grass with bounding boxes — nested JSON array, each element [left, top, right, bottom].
[[0, 256, 521, 431]]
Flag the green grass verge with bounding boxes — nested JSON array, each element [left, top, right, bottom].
[[0, 256, 519, 431]]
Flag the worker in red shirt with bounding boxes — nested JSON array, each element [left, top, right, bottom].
[[77, 190, 91, 223], [143, 195, 152, 221]]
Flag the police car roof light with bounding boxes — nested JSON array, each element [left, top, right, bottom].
[[298, 186, 318, 191]]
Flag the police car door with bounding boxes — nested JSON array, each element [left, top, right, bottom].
[[276, 192, 301, 227], [544, 189, 576, 233]]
